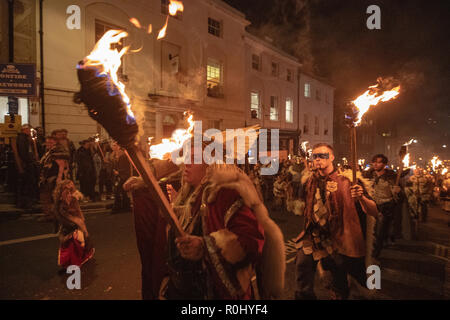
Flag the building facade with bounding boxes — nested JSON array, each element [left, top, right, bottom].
[[1, 0, 334, 157]]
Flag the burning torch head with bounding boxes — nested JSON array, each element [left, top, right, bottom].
[[74, 63, 139, 149], [399, 145, 407, 159]]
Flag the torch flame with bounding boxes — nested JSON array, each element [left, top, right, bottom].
[[82, 30, 135, 122], [129, 18, 142, 29], [158, 16, 169, 40], [352, 85, 400, 126], [431, 156, 442, 172], [31, 128, 37, 141], [169, 0, 184, 16], [402, 153, 410, 168], [149, 113, 194, 160], [403, 139, 415, 146], [442, 168, 448, 175], [300, 141, 312, 158]]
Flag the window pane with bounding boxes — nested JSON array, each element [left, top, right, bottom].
[[251, 92, 260, 119], [286, 98, 293, 123], [304, 83, 310, 97], [270, 96, 278, 120], [207, 59, 222, 97], [304, 113, 309, 133], [208, 18, 221, 37], [252, 54, 260, 70]]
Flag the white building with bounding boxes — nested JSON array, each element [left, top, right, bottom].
[[1, 0, 334, 155]]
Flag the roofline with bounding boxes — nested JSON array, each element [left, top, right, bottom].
[[243, 33, 301, 65], [204, 0, 251, 26], [299, 70, 335, 89]]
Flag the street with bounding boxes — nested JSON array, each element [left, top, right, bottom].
[[1, 202, 448, 300]]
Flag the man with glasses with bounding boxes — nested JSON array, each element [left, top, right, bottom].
[[294, 143, 378, 299]]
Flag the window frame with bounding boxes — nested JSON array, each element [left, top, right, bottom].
[[271, 62, 279, 77], [270, 96, 279, 121], [252, 54, 261, 71], [304, 83, 311, 98], [285, 97, 294, 123], [206, 58, 224, 98], [208, 17, 222, 38], [250, 91, 261, 119]]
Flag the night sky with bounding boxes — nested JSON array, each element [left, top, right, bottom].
[[224, 0, 450, 154]]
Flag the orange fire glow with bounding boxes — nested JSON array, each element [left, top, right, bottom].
[[129, 18, 142, 29], [82, 30, 135, 121], [431, 156, 442, 172], [169, 0, 184, 15], [352, 85, 400, 126], [149, 113, 195, 160], [158, 16, 169, 40], [402, 153, 410, 168]]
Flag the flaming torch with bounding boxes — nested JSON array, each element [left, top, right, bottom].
[[74, 30, 184, 236], [345, 78, 400, 184], [395, 139, 415, 185], [431, 156, 442, 172], [93, 133, 105, 162]]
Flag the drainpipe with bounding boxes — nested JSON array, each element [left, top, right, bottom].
[[8, 0, 14, 62], [297, 66, 301, 152], [39, 0, 45, 134]]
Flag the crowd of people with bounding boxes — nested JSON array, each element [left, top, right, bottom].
[[0, 125, 135, 217], [0, 125, 138, 269], [2, 128, 449, 299]]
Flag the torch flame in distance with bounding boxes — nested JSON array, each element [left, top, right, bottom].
[[82, 30, 136, 122], [31, 128, 37, 140], [431, 156, 442, 172], [149, 113, 194, 160], [402, 153, 410, 168], [169, 0, 184, 15], [351, 85, 400, 126], [301, 141, 312, 158]]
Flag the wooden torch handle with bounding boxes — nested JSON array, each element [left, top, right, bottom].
[[124, 146, 185, 237]]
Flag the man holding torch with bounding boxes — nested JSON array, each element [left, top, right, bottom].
[[294, 143, 378, 300], [364, 154, 403, 258], [124, 140, 285, 300]]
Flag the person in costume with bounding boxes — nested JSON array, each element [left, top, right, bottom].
[[54, 179, 95, 269], [407, 168, 433, 222], [294, 143, 379, 300], [363, 154, 402, 258], [124, 141, 285, 300]]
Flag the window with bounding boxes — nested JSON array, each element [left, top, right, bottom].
[[304, 83, 311, 97], [271, 62, 278, 77], [207, 59, 223, 98], [286, 98, 293, 123], [270, 96, 278, 121], [250, 92, 260, 119], [286, 69, 292, 82], [252, 54, 260, 71], [314, 116, 319, 135], [324, 118, 329, 135], [303, 114, 309, 134], [208, 18, 221, 37], [161, 0, 182, 19], [95, 20, 125, 79], [316, 89, 321, 100]]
